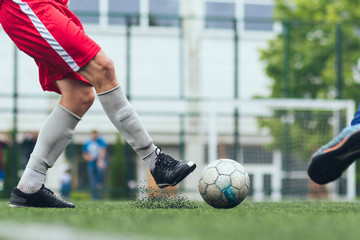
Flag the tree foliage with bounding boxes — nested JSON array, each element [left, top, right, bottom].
[[108, 134, 127, 199], [259, 0, 360, 161], [261, 0, 360, 100]]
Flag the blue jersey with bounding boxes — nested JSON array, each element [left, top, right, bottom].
[[82, 137, 107, 167]]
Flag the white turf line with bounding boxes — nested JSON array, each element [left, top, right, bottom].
[[0, 222, 144, 240]]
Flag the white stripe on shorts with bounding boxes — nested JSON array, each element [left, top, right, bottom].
[[12, 0, 80, 71]]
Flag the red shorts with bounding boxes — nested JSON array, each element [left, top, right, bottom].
[[0, 0, 101, 94]]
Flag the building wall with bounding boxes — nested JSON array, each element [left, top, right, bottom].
[[0, 0, 276, 134]]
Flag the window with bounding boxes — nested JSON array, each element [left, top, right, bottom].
[[244, 4, 274, 31], [205, 2, 235, 29], [68, 0, 99, 24], [108, 0, 140, 26], [149, 0, 180, 27]]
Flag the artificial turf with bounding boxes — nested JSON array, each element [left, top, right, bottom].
[[1, 200, 360, 240]]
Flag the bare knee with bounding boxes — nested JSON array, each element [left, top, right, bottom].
[[79, 87, 96, 110], [79, 51, 118, 92], [58, 82, 95, 117]]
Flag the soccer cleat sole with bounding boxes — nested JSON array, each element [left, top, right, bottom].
[[9, 204, 26, 208], [157, 163, 197, 189], [9, 202, 75, 208], [308, 130, 360, 184]]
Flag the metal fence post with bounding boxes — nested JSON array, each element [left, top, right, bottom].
[[335, 24, 343, 99], [179, 16, 185, 99], [126, 15, 132, 101], [233, 18, 240, 161], [125, 15, 133, 197], [283, 21, 291, 98], [11, 45, 19, 188]]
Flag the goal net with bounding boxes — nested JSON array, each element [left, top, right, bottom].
[[132, 98, 356, 201], [201, 98, 356, 201]]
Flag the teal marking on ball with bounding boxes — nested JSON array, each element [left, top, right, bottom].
[[223, 187, 237, 203]]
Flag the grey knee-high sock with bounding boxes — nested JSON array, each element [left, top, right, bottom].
[[97, 85, 156, 158], [17, 104, 81, 193]]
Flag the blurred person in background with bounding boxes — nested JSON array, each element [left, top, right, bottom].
[[82, 130, 107, 200], [1, 0, 195, 208], [0, 132, 12, 191], [60, 164, 72, 199]]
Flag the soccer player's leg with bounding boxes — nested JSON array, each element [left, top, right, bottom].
[[10, 79, 94, 208], [308, 107, 360, 184], [2, 0, 96, 207], [78, 51, 196, 188], [3, 0, 195, 189]]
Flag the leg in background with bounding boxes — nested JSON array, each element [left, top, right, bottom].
[[87, 164, 98, 200], [308, 104, 360, 184], [351, 105, 360, 126]]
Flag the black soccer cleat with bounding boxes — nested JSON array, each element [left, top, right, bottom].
[[9, 184, 75, 208], [308, 125, 360, 185], [151, 148, 196, 188]]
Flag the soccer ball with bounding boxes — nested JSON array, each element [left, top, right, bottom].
[[198, 159, 250, 209]]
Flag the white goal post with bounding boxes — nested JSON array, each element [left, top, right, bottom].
[[205, 98, 356, 201]]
